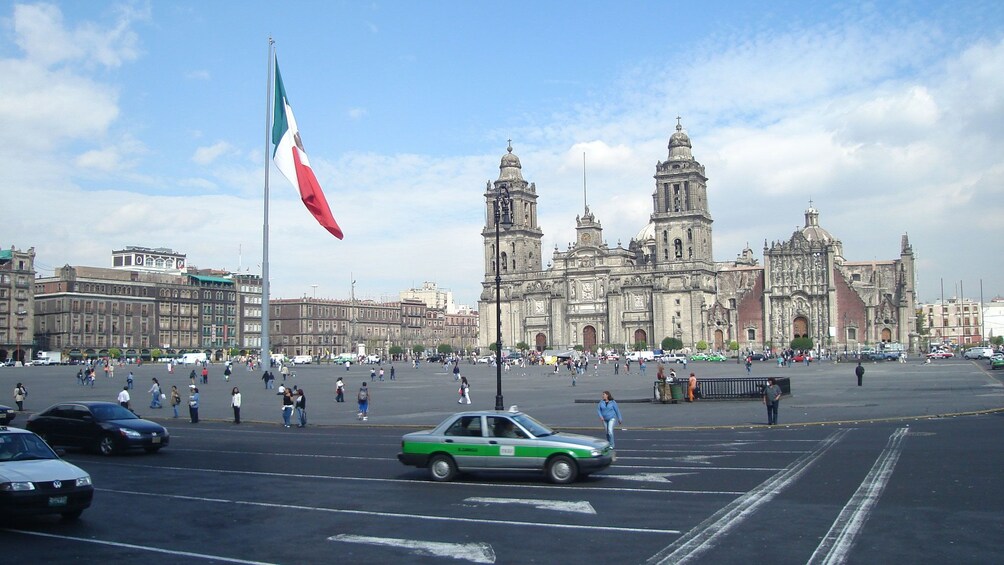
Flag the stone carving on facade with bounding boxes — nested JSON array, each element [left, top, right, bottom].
[[582, 281, 594, 300]]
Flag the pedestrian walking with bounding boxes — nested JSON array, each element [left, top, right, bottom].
[[188, 385, 200, 423], [763, 377, 782, 425], [231, 387, 242, 424], [370, 368, 376, 382], [13, 383, 27, 411], [170, 386, 181, 418], [117, 386, 131, 410], [458, 376, 472, 404], [127, 372, 134, 389], [389, 365, 396, 380], [224, 364, 232, 382], [76, 369, 85, 385], [614, 361, 620, 375], [357, 382, 370, 420], [281, 388, 294, 428], [201, 366, 209, 384], [855, 361, 865, 386], [295, 389, 307, 427], [345, 360, 351, 371], [597, 391, 623, 448], [149, 378, 162, 409], [452, 364, 461, 381], [378, 368, 385, 381], [688, 373, 698, 402], [335, 377, 345, 402]]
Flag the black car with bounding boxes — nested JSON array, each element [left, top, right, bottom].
[[0, 405, 15, 425], [26, 402, 169, 456]]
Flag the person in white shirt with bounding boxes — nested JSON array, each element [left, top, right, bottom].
[[231, 387, 242, 424], [117, 386, 131, 409]]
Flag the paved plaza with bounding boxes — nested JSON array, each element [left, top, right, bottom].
[[2, 356, 1001, 430]]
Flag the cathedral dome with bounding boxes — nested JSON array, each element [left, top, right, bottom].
[[498, 141, 525, 182], [634, 221, 655, 242], [801, 204, 835, 243], [668, 120, 693, 161]]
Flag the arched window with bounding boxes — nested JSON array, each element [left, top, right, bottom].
[[500, 252, 508, 272], [687, 228, 693, 241], [674, 239, 683, 259]]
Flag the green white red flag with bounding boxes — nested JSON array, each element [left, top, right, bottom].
[[271, 58, 343, 239]]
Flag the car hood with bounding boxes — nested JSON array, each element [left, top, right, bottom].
[[539, 431, 609, 449], [0, 459, 89, 482], [106, 418, 168, 434]]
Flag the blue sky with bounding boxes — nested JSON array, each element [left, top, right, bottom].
[[2, 0, 1002, 307]]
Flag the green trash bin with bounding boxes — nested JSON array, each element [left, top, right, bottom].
[[669, 383, 684, 402]]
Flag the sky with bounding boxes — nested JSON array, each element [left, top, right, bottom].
[[1, 0, 1002, 308]]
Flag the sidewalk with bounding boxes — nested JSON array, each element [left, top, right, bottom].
[[2, 358, 1002, 430]]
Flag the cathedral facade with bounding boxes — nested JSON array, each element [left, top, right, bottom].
[[478, 123, 918, 355]]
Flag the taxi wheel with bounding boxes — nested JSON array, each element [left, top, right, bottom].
[[546, 455, 578, 484], [429, 454, 457, 482], [98, 435, 116, 456]]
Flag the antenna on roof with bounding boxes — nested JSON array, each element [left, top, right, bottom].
[[582, 152, 588, 214]]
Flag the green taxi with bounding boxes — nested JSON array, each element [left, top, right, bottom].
[[991, 354, 1004, 370], [706, 354, 727, 362], [398, 410, 614, 484], [690, 353, 709, 361]]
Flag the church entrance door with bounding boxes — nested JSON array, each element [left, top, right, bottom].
[[583, 326, 597, 352]]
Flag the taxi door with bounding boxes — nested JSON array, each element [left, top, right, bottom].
[[485, 416, 541, 470], [441, 415, 491, 469]]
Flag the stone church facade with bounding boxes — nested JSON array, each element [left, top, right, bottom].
[[478, 123, 918, 355]]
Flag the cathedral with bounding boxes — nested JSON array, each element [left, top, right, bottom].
[[478, 122, 918, 355]]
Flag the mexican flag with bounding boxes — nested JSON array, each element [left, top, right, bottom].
[[272, 58, 344, 239]]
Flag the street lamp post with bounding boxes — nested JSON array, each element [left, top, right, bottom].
[[493, 182, 513, 411]]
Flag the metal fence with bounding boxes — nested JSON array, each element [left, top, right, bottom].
[[655, 376, 791, 402]]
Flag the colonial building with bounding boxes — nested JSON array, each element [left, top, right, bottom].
[[0, 246, 36, 364], [919, 297, 985, 347], [478, 123, 918, 354]]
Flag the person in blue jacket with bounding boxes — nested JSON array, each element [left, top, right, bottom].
[[597, 390, 623, 448]]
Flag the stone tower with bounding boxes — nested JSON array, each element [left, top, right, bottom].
[[649, 119, 714, 268], [482, 142, 543, 277]]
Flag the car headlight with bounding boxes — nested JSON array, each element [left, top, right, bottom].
[[119, 428, 142, 439], [590, 449, 602, 457], [75, 476, 92, 487], [0, 481, 35, 491]]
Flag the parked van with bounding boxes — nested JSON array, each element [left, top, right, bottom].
[[292, 355, 313, 365], [964, 347, 993, 360], [179, 352, 208, 365]]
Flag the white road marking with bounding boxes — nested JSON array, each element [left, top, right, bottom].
[[84, 460, 738, 495], [600, 472, 697, 483], [664, 454, 732, 464], [615, 464, 783, 471], [644, 428, 853, 565], [330, 534, 495, 563], [465, 497, 596, 514], [807, 427, 909, 565], [1, 528, 275, 564], [98, 488, 681, 534]]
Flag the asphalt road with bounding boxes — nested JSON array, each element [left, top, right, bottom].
[[1, 358, 1002, 564]]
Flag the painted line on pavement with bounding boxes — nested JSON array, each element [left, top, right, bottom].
[[1, 529, 275, 564], [807, 427, 909, 565], [330, 534, 495, 563], [464, 497, 596, 514], [84, 460, 744, 495], [97, 488, 681, 534], [644, 428, 852, 565]]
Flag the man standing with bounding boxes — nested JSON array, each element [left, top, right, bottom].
[[763, 377, 782, 425], [117, 386, 131, 409], [855, 362, 865, 386], [357, 382, 370, 421]]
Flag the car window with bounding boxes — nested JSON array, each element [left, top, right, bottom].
[[444, 416, 482, 437], [511, 413, 554, 437], [67, 407, 92, 421], [90, 404, 138, 421], [488, 416, 527, 439], [0, 433, 57, 462]]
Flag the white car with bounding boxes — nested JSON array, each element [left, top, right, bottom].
[[291, 355, 312, 365], [660, 353, 688, 364], [0, 426, 94, 520], [963, 347, 993, 360]]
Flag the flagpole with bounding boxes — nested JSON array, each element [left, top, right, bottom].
[[261, 37, 274, 369]]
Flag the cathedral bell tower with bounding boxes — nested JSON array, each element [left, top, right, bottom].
[[649, 118, 714, 268], [482, 142, 544, 277]]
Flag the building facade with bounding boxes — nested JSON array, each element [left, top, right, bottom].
[[919, 297, 985, 347], [0, 246, 36, 364], [478, 123, 918, 354]]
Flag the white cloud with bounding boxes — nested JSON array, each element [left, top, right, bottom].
[[192, 141, 235, 165], [186, 69, 211, 80], [347, 107, 368, 120]]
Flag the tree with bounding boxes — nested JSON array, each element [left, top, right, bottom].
[[573, 345, 584, 351], [696, 340, 708, 352], [488, 342, 500, 352], [516, 341, 530, 354], [633, 341, 647, 351], [411, 344, 425, 356], [992, 336, 1003, 347], [728, 340, 739, 352], [108, 347, 122, 360], [662, 337, 683, 351], [437, 344, 453, 355], [915, 311, 928, 335], [151, 348, 162, 361], [389, 345, 404, 358], [790, 337, 814, 351]]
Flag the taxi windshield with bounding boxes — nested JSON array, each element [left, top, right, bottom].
[[511, 414, 554, 437], [0, 433, 58, 462]]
